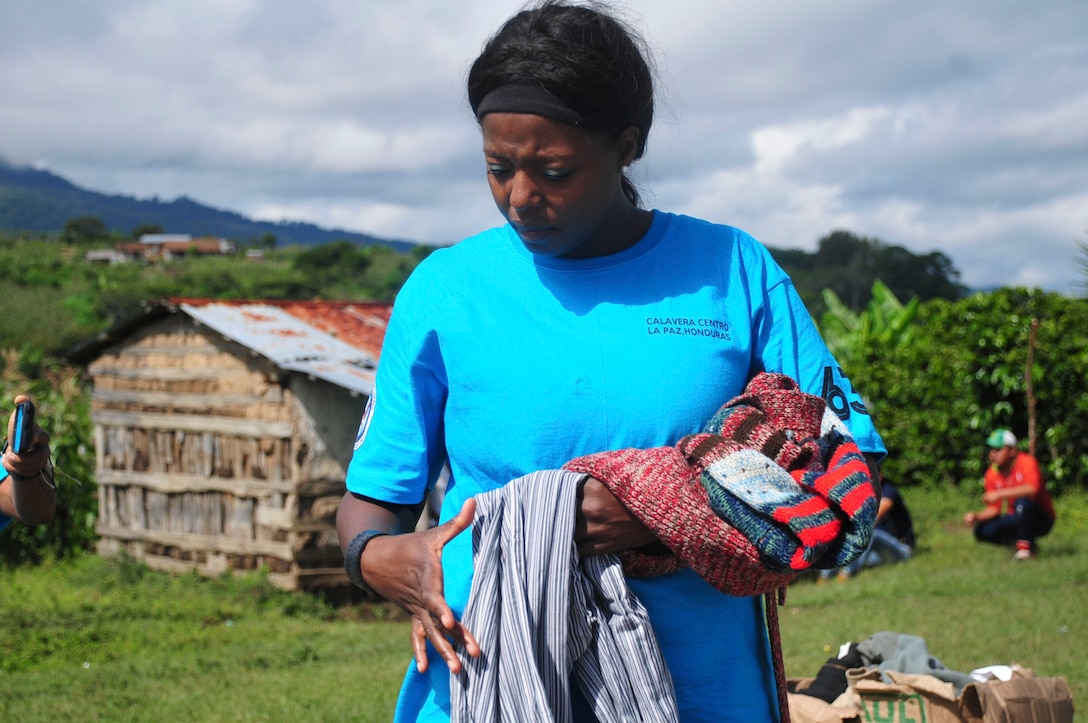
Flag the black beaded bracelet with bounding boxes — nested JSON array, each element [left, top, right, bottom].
[[345, 529, 389, 594]]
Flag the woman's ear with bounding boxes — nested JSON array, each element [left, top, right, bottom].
[[615, 126, 640, 168]]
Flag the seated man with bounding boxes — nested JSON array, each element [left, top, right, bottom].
[[963, 429, 1054, 560], [1, 395, 56, 530]]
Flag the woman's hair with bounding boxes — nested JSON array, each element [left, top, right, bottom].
[[467, 1, 655, 206]]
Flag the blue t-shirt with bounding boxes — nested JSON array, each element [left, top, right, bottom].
[[1, 467, 11, 530], [346, 211, 886, 722]]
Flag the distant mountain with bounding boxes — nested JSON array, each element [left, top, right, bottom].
[[0, 159, 418, 251]]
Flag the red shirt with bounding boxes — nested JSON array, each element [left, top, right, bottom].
[[983, 451, 1055, 520]]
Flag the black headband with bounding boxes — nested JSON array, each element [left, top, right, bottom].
[[475, 84, 614, 133]]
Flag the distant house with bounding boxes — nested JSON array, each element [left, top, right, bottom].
[[68, 298, 393, 593], [84, 249, 129, 265], [110, 234, 237, 262]]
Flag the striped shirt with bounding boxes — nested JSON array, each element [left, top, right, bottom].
[[451, 469, 679, 722]]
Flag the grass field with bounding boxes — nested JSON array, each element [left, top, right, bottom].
[[1, 485, 1083, 721]]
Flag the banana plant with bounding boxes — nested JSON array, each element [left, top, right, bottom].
[[819, 279, 919, 370]]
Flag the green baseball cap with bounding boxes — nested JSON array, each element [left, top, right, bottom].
[[986, 429, 1017, 449]]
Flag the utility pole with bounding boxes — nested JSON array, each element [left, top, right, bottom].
[[1026, 318, 1039, 456]]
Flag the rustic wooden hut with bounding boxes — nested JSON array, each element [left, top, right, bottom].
[[69, 298, 392, 592]]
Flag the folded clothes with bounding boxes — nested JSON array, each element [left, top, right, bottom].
[[565, 372, 878, 585]]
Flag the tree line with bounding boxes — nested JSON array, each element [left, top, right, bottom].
[[0, 225, 433, 357], [772, 229, 968, 318]]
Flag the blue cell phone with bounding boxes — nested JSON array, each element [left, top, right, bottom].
[[13, 400, 35, 455]]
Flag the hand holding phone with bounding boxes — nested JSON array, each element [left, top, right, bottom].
[[13, 399, 36, 455]]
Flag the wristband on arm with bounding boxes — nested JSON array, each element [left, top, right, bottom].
[[344, 530, 390, 594]]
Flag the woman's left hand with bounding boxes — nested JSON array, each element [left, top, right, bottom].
[[574, 476, 656, 556]]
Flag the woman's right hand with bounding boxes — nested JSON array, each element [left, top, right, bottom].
[[575, 476, 657, 556], [361, 498, 480, 674]]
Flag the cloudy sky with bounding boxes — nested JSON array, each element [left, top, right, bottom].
[[2, 0, 1086, 293]]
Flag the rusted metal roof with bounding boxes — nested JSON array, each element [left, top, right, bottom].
[[174, 299, 391, 396]]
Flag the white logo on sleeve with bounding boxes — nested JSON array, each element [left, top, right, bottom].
[[354, 387, 377, 451]]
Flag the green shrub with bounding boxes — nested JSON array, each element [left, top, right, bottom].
[[851, 287, 1088, 491]]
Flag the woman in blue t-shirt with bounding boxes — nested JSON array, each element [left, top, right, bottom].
[[336, 3, 885, 721]]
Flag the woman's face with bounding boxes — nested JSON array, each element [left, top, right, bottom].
[[481, 113, 641, 259]]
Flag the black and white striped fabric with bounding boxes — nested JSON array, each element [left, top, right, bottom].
[[450, 469, 679, 722]]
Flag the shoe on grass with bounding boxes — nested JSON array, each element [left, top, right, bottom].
[[1014, 547, 1035, 561]]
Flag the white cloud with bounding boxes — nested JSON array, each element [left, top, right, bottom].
[[751, 107, 892, 174]]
